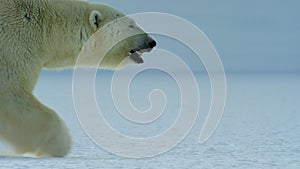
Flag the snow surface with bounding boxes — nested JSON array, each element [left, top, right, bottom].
[[0, 72, 299, 169]]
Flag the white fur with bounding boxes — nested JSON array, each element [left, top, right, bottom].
[[0, 0, 152, 157]]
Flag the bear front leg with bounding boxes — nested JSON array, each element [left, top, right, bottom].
[[0, 91, 71, 157]]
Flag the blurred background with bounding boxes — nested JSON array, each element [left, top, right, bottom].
[[92, 0, 300, 73]]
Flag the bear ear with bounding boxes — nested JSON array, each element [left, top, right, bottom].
[[89, 10, 103, 31]]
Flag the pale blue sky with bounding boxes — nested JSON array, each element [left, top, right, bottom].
[[91, 0, 300, 73]]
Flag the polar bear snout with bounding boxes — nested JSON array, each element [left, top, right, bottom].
[[144, 35, 157, 49], [148, 40, 157, 48], [135, 35, 157, 52], [128, 35, 157, 64]]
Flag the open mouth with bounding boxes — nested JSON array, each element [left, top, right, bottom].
[[129, 48, 152, 64]]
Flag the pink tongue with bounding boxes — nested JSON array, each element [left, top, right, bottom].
[[130, 51, 144, 63]]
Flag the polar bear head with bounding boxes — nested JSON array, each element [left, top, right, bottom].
[[42, 2, 156, 69], [75, 3, 156, 68]]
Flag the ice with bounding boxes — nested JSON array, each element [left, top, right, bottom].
[[1, 0, 299, 167], [0, 72, 299, 168]]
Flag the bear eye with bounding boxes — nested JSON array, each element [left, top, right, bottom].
[[129, 25, 135, 29], [24, 13, 31, 21]]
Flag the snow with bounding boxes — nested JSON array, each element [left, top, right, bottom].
[[1, 72, 299, 168]]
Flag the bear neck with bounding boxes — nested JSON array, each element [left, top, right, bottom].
[[41, 0, 93, 69]]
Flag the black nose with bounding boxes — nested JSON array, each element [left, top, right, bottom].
[[148, 40, 157, 48]]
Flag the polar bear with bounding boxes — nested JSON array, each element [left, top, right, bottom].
[[0, 0, 156, 157]]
